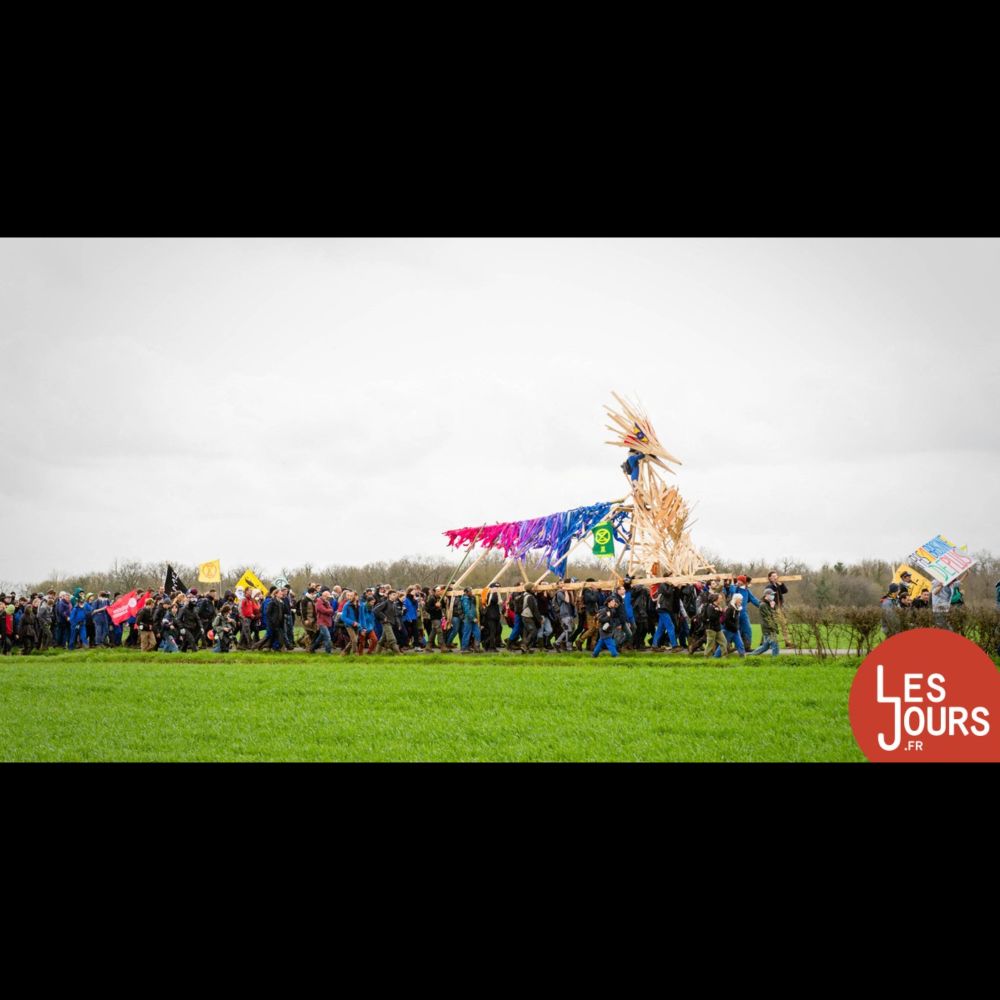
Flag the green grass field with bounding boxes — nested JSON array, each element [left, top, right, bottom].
[[0, 648, 867, 762]]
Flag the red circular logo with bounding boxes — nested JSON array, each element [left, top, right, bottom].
[[849, 629, 1000, 762]]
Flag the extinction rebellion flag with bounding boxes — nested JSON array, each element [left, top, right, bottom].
[[198, 559, 222, 584], [164, 564, 187, 595], [592, 522, 615, 557]]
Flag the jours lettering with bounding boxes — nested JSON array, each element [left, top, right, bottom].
[[877, 666, 990, 752]]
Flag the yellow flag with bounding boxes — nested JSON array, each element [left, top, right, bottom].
[[894, 564, 933, 598], [198, 559, 222, 584], [236, 568, 267, 596]]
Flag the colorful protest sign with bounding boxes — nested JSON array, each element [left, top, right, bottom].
[[906, 535, 977, 585]]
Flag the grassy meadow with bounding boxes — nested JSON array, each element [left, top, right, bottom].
[[0, 647, 866, 762]]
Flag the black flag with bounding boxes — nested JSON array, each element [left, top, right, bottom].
[[164, 564, 187, 595]]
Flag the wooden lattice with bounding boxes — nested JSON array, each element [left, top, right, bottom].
[[605, 392, 715, 578]]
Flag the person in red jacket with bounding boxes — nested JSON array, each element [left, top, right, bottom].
[[1, 600, 14, 654], [239, 589, 261, 649], [310, 589, 335, 654]]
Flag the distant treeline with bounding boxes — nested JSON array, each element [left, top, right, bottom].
[[8, 551, 999, 611]]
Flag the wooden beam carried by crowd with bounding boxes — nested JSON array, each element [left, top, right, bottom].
[[445, 573, 803, 599], [486, 558, 516, 587], [451, 547, 491, 589]]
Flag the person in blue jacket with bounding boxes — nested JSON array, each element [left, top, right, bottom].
[[358, 590, 377, 655], [54, 592, 72, 648], [69, 595, 91, 649], [592, 597, 623, 658], [459, 587, 482, 653], [651, 583, 682, 651], [622, 449, 642, 482], [402, 588, 421, 649], [731, 575, 760, 652], [617, 583, 636, 647], [91, 592, 111, 647], [339, 591, 361, 655], [260, 588, 274, 650]]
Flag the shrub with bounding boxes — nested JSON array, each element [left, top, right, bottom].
[[965, 604, 1000, 657], [841, 606, 883, 656]]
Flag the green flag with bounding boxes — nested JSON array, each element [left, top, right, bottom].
[[592, 522, 615, 557]]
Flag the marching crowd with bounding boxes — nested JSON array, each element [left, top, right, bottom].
[[878, 570, 975, 636], [6, 569, 996, 659], [0, 572, 795, 659]]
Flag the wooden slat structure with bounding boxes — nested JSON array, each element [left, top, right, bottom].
[[443, 393, 757, 597], [603, 392, 714, 579]]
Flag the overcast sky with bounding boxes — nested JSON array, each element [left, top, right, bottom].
[[2, 237, 997, 585]]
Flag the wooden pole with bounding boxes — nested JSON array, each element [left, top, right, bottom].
[[486, 558, 514, 587], [452, 548, 490, 589], [446, 573, 802, 598], [446, 526, 484, 583]]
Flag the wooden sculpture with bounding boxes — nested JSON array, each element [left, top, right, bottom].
[[442, 394, 800, 598], [604, 392, 716, 579]]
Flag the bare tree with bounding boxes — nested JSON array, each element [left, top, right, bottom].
[[19, 551, 1000, 611]]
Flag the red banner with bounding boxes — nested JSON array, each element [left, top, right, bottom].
[[108, 590, 151, 626]]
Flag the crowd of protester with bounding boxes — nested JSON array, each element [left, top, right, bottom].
[[5, 568, 995, 658], [0, 572, 799, 659], [878, 570, 976, 637]]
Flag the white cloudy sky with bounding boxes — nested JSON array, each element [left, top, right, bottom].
[[2, 237, 997, 584]]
